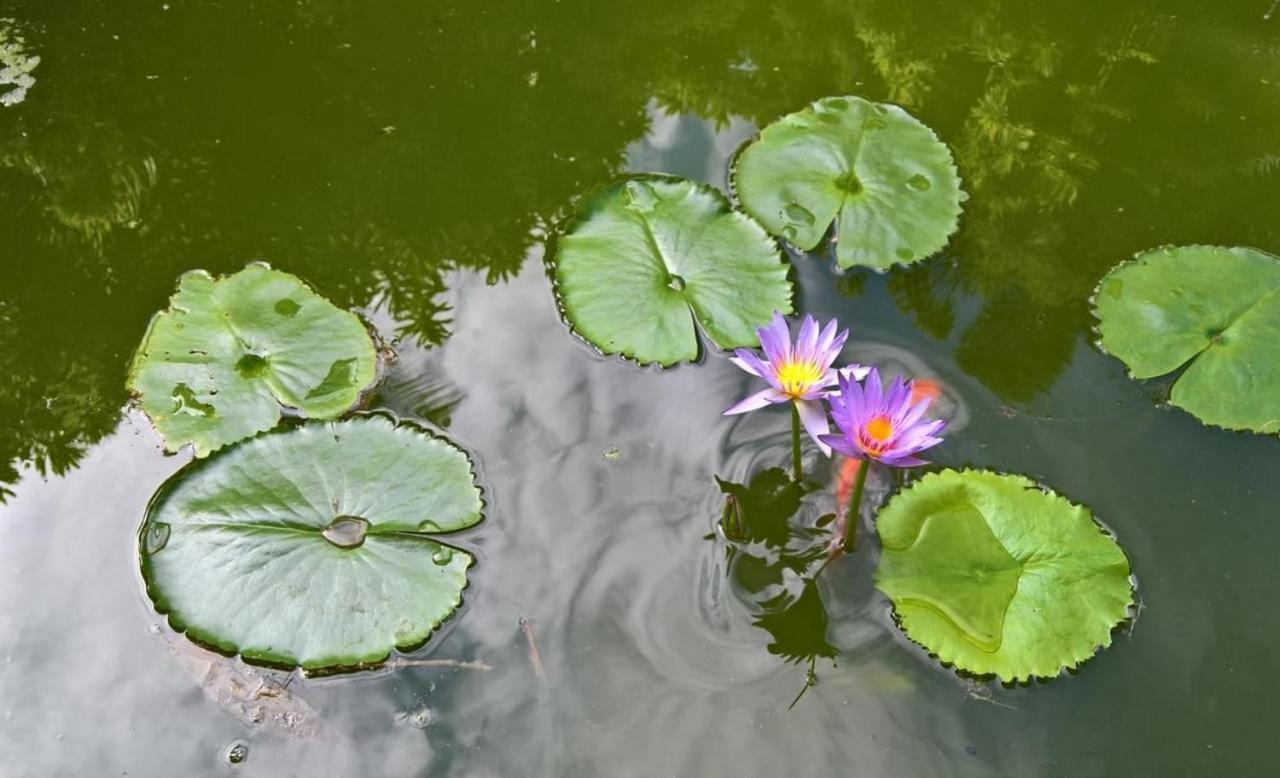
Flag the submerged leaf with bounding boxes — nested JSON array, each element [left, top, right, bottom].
[[140, 415, 483, 670], [128, 263, 379, 455], [732, 95, 962, 270], [1093, 245, 1280, 433], [875, 469, 1132, 682], [551, 175, 792, 366]]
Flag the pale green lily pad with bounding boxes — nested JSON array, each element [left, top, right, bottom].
[[140, 415, 483, 670], [732, 95, 962, 270], [875, 469, 1133, 682], [551, 175, 792, 366], [1093, 245, 1280, 433], [128, 263, 379, 456]]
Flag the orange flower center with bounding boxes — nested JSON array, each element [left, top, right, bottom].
[[775, 360, 823, 397], [865, 416, 894, 442]]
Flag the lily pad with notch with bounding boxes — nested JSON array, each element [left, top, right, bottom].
[[732, 95, 963, 270], [140, 415, 483, 670], [128, 263, 379, 456], [874, 469, 1132, 682], [1093, 245, 1280, 433], [551, 175, 793, 366]]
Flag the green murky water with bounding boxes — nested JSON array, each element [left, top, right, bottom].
[[2, 1, 1279, 775]]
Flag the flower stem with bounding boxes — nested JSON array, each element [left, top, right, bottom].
[[790, 402, 803, 482], [840, 460, 870, 553]]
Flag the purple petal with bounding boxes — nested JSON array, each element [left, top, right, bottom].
[[896, 396, 932, 428], [795, 314, 818, 363], [815, 319, 839, 357], [820, 433, 862, 459], [795, 399, 832, 456], [729, 349, 764, 377], [731, 350, 780, 390], [881, 454, 928, 468], [839, 363, 870, 381], [758, 311, 791, 363], [864, 367, 883, 406], [819, 328, 850, 370], [723, 388, 786, 415]]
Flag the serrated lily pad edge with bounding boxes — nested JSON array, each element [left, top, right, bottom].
[[727, 94, 966, 273], [137, 411, 487, 672], [545, 173, 795, 368], [126, 260, 390, 455], [1088, 243, 1280, 436], [875, 467, 1137, 684]]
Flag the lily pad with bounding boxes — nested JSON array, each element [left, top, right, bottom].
[[731, 95, 963, 270], [128, 263, 379, 456], [1093, 245, 1280, 433], [140, 415, 483, 669], [551, 175, 792, 366], [874, 469, 1132, 682]]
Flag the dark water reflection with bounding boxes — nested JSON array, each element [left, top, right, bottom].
[[2, 0, 1280, 775]]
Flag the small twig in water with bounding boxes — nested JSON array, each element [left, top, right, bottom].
[[788, 656, 819, 710], [520, 617, 546, 682]]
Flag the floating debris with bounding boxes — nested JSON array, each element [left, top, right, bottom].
[[160, 629, 326, 740]]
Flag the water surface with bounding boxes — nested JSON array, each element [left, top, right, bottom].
[[2, 1, 1279, 775]]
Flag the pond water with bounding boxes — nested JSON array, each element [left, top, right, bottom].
[[2, 1, 1279, 775]]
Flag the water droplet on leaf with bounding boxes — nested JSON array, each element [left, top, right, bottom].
[[667, 274, 686, 292], [431, 547, 454, 566], [274, 298, 301, 317], [783, 203, 815, 225], [906, 174, 931, 191], [895, 248, 913, 261], [322, 516, 369, 549], [145, 522, 171, 554]]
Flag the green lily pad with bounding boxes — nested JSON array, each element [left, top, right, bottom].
[[731, 95, 963, 270], [874, 470, 1133, 682], [128, 263, 379, 456], [1093, 245, 1280, 433], [551, 175, 792, 366], [140, 415, 483, 669]]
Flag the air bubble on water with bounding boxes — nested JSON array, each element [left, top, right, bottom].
[[958, 190, 971, 203], [906, 174, 931, 191], [602, 446, 622, 462], [399, 705, 434, 729], [145, 522, 171, 554], [783, 203, 815, 226], [431, 547, 453, 566], [226, 741, 249, 765]]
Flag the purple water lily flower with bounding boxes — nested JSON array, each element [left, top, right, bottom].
[[723, 311, 867, 455], [820, 367, 945, 467]]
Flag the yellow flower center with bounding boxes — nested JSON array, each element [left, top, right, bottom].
[[865, 416, 894, 443], [775, 360, 823, 397]]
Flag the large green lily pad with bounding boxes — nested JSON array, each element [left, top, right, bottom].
[[875, 469, 1132, 682], [551, 175, 792, 366], [732, 95, 963, 270], [1093, 245, 1280, 433], [140, 415, 483, 669], [128, 263, 379, 456]]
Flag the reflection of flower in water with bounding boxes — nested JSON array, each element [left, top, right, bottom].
[[0, 18, 39, 108]]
